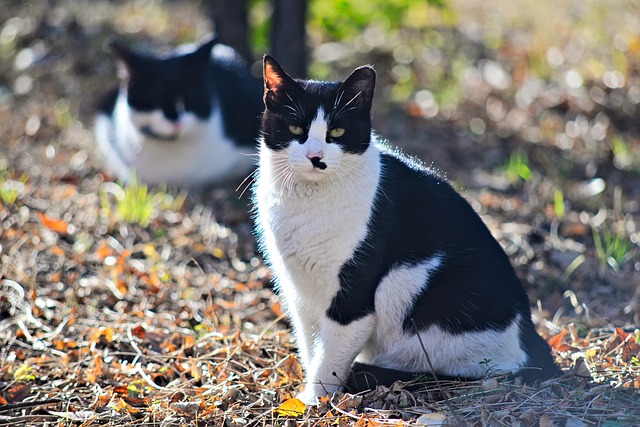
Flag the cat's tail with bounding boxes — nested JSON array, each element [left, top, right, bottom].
[[519, 321, 564, 383]]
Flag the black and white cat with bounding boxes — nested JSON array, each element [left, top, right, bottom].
[[95, 37, 263, 187], [253, 56, 561, 404]]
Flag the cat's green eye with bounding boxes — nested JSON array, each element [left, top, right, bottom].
[[288, 125, 304, 135], [329, 128, 345, 138]]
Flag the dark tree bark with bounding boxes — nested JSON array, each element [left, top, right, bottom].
[[270, 0, 308, 78], [205, 0, 252, 62]]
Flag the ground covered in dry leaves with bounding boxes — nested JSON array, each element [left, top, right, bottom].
[[1, 1, 640, 425]]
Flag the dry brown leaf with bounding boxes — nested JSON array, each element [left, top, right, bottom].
[[172, 401, 205, 416], [5, 383, 30, 403], [621, 340, 640, 362], [109, 397, 140, 414], [616, 327, 633, 342]]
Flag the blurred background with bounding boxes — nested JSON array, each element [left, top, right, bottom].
[[1, 0, 639, 324]]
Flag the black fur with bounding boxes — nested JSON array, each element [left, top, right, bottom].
[[330, 151, 560, 383], [99, 37, 263, 147]]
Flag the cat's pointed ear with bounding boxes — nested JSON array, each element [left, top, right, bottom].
[[109, 38, 141, 67], [338, 65, 376, 111], [192, 37, 217, 64], [108, 38, 144, 80], [263, 55, 297, 110]]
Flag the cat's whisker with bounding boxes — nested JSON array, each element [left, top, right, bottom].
[[332, 105, 357, 122], [343, 90, 362, 108], [280, 169, 295, 196], [284, 104, 301, 118], [242, 150, 262, 156], [269, 158, 292, 168], [270, 164, 294, 193], [332, 90, 362, 121], [284, 168, 295, 193], [334, 90, 344, 110], [235, 168, 258, 199], [285, 91, 305, 119]]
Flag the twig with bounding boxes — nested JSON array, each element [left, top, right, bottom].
[[410, 318, 463, 422], [0, 399, 61, 413]]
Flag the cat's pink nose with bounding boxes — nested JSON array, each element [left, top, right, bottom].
[[306, 151, 323, 160]]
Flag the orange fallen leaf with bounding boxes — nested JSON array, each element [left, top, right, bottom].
[[109, 397, 139, 414], [50, 245, 65, 257], [95, 242, 113, 260], [548, 329, 572, 352], [271, 301, 284, 317], [113, 386, 129, 396], [90, 327, 115, 344], [116, 280, 128, 295], [38, 212, 69, 234], [275, 397, 306, 417], [131, 325, 146, 340], [355, 415, 405, 426], [199, 403, 217, 417], [616, 327, 632, 342], [116, 249, 132, 267]]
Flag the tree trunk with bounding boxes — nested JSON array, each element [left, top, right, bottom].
[[270, 0, 308, 78], [206, 0, 252, 62]]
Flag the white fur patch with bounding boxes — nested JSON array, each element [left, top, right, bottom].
[[371, 257, 443, 343], [364, 316, 527, 377], [94, 92, 254, 187], [356, 258, 527, 377]]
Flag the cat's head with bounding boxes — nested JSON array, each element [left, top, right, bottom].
[[261, 55, 375, 181], [110, 37, 216, 141]]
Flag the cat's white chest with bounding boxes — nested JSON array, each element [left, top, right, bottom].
[[256, 143, 380, 309]]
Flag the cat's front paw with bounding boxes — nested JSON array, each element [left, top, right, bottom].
[[296, 388, 321, 406], [297, 383, 335, 406]]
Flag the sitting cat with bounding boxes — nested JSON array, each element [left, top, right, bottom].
[[253, 56, 561, 404], [95, 37, 263, 187]]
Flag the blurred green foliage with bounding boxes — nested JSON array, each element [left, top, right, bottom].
[[248, 0, 449, 61], [308, 0, 446, 41]]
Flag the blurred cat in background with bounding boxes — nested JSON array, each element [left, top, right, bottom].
[[95, 37, 263, 187]]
